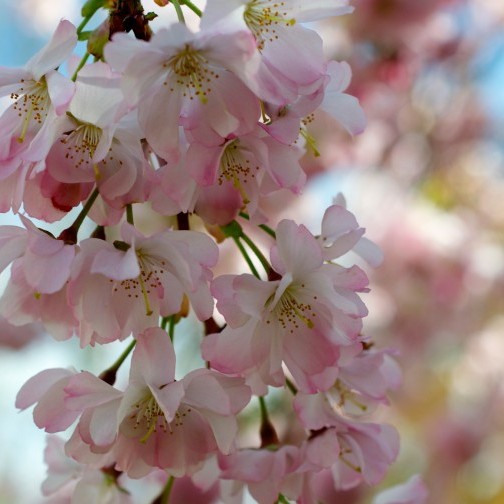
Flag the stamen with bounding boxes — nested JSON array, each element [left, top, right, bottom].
[[275, 291, 314, 331], [244, 1, 296, 50], [11, 78, 50, 143], [218, 140, 259, 205], [138, 272, 154, 316], [165, 44, 218, 104]]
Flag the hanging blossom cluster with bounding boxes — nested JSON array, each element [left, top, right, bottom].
[[1, 1, 427, 503]]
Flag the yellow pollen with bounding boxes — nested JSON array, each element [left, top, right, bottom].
[[339, 447, 362, 473], [61, 122, 103, 171], [300, 128, 320, 157], [93, 163, 101, 180], [130, 394, 193, 444], [218, 140, 259, 205], [11, 78, 49, 143], [165, 44, 217, 104], [138, 273, 154, 316], [269, 290, 315, 332], [244, 1, 296, 50]]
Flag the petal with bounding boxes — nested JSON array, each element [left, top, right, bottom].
[[16, 368, 75, 410], [26, 20, 78, 81], [45, 70, 75, 116], [131, 327, 177, 386], [91, 243, 140, 281]]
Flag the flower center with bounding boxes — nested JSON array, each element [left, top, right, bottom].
[[267, 286, 316, 333], [111, 251, 166, 317], [130, 393, 193, 443], [164, 44, 218, 104], [60, 120, 103, 177], [11, 77, 50, 143], [218, 140, 260, 205], [132, 393, 167, 443], [244, 0, 296, 50]]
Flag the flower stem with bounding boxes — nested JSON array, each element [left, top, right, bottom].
[[180, 0, 202, 17], [171, 0, 186, 23], [168, 316, 176, 341], [160, 476, 175, 504], [77, 14, 93, 35], [126, 204, 134, 225], [71, 52, 91, 82], [58, 188, 100, 244], [233, 236, 260, 278], [239, 212, 276, 238], [74, 188, 100, 230], [99, 339, 137, 385], [240, 231, 272, 276], [258, 396, 279, 447]]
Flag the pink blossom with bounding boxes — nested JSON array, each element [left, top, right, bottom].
[[42, 435, 133, 504], [320, 194, 384, 266], [0, 261, 77, 341], [203, 219, 368, 394], [263, 61, 366, 148], [68, 224, 218, 346], [0, 215, 76, 294], [23, 169, 94, 222], [203, 0, 353, 104], [219, 446, 303, 503], [65, 328, 251, 477], [188, 127, 305, 222], [115, 359, 251, 477], [295, 393, 400, 489], [104, 24, 261, 162], [329, 345, 402, 416], [28, 63, 146, 212], [0, 20, 76, 158], [16, 368, 79, 433]]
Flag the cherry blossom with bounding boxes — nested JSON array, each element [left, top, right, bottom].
[[0, 19, 76, 156], [104, 23, 261, 162], [203, 218, 368, 394], [4, 2, 420, 502], [68, 224, 218, 346]]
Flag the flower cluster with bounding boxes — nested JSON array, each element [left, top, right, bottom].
[[1, 1, 426, 503]]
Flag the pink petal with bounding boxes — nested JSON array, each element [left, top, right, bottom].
[[131, 327, 176, 387], [90, 243, 140, 281], [45, 70, 75, 116], [16, 368, 75, 410], [26, 20, 78, 81]]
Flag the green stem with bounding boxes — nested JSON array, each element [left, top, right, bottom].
[[112, 339, 136, 371], [71, 52, 91, 82], [171, 0, 186, 23], [180, 0, 202, 17], [73, 188, 100, 231], [126, 204, 134, 225], [240, 231, 271, 276], [276, 494, 290, 504], [99, 339, 136, 385], [239, 212, 276, 239], [258, 395, 269, 423], [168, 316, 176, 342], [160, 476, 175, 504], [77, 14, 93, 35], [233, 236, 260, 278], [161, 316, 169, 331], [258, 395, 279, 447]]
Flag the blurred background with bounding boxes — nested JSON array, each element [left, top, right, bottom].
[[1, 0, 504, 503]]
